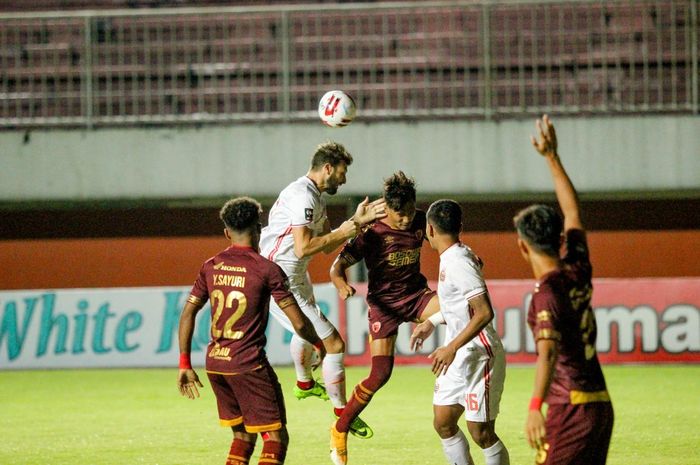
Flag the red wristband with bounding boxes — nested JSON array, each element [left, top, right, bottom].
[[529, 396, 543, 411], [179, 352, 192, 370], [313, 341, 323, 351]]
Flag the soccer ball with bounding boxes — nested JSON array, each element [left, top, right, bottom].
[[318, 90, 357, 127]]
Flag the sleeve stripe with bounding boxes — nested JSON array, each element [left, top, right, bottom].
[[535, 329, 562, 341], [465, 288, 487, 300]]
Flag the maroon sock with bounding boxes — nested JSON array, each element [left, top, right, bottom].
[[226, 438, 255, 465], [258, 440, 287, 464], [336, 355, 393, 433]]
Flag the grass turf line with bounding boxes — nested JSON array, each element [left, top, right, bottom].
[[0, 365, 698, 464]]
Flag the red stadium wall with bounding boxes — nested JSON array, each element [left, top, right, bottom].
[[0, 230, 698, 290]]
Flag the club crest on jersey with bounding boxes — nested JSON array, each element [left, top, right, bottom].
[[304, 208, 313, 221], [415, 230, 424, 240], [440, 269, 446, 281], [384, 235, 395, 244], [371, 321, 382, 333]]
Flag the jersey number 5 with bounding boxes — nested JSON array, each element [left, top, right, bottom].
[[210, 289, 247, 341]]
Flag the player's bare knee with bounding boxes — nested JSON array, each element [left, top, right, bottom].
[[323, 332, 345, 353], [233, 428, 256, 445], [466, 422, 498, 449], [263, 428, 289, 447], [433, 418, 459, 439]]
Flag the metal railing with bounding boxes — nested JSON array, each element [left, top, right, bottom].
[[0, 0, 697, 128]]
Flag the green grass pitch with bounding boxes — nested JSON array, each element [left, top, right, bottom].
[[1, 365, 698, 464]]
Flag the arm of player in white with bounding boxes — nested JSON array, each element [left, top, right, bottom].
[[428, 292, 494, 375], [292, 219, 357, 259]]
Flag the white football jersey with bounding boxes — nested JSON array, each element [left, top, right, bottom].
[[438, 242, 502, 359], [260, 176, 328, 278]]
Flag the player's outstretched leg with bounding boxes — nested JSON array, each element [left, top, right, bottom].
[[336, 355, 393, 439], [330, 421, 348, 465]]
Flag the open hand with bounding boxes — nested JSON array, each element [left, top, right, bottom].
[[525, 409, 547, 449], [410, 320, 435, 351], [354, 197, 387, 225], [429, 345, 456, 376], [531, 114, 558, 158], [178, 369, 203, 399]]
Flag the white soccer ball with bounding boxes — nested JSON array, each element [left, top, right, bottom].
[[318, 90, 357, 127]]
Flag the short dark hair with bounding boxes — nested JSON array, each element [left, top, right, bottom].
[[427, 199, 462, 235], [219, 196, 262, 233], [513, 204, 563, 256], [310, 141, 353, 170], [383, 171, 416, 211]]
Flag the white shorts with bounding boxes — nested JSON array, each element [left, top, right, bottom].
[[269, 273, 335, 340], [433, 348, 506, 423]]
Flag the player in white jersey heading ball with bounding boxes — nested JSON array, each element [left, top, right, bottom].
[[259, 141, 385, 439], [411, 199, 510, 465]]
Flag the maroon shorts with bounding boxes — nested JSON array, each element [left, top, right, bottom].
[[536, 401, 614, 465], [367, 288, 437, 339], [207, 363, 287, 433]]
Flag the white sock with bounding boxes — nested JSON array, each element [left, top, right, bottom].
[[322, 352, 346, 409], [440, 430, 474, 465], [483, 439, 510, 465], [289, 334, 313, 382]]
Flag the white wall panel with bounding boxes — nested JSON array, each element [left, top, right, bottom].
[[1, 116, 698, 201]]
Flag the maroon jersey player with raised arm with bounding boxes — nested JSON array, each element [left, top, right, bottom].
[[328, 171, 442, 465], [177, 196, 325, 465], [514, 115, 614, 465]]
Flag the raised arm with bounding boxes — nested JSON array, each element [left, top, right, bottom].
[[531, 114, 583, 232]]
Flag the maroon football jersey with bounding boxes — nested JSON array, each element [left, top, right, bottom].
[[189, 245, 296, 374], [527, 229, 609, 404], [339, 210, 429, 310]]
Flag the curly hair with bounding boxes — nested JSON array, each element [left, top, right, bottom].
[[427, 199, 462, 235], [310, 141, 353, 170], [513, 204, 563, 256], [219, 196, 262, 232], [383, 171, 416, 211]]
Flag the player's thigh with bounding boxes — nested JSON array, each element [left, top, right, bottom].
[[433, 362, 468, 412], [269, 298, 295, 333], [293, 281, 336, 339], [207, 372, 244, 427], [432, 403, 465, 437], [462, 352, 505, 423], [232, 364, 287, 434], [417, 292, 440, 322], [541, 403, 611, 465], [367, 290, 436, 339]]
